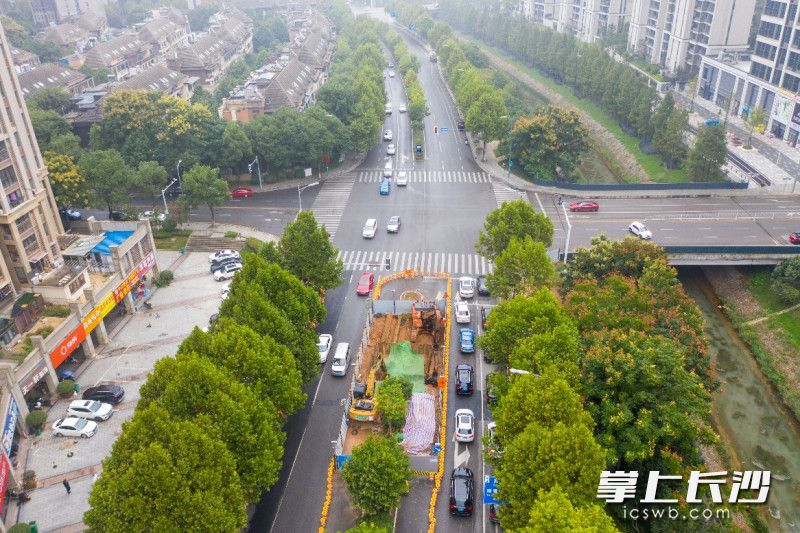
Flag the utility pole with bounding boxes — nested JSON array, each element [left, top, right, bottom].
[[297, 181, 320, 212], [562, 202, 572, 263], [161, 178, 178, 215], [248, 156, 263, 190]]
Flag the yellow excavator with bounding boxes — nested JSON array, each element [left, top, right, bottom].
[[349, 367, 378, 422]]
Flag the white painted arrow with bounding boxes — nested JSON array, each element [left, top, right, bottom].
[[453, 441, 471, 469]]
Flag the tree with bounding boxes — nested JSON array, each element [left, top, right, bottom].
[[771, 255, 800, 304], [78, 64, 112, 85], [85, 404, 246, 532], [495, 422, 606, 529], [278, 210, 343, 292], [346, 522, 389, 533], [487, 236, 554, 298], [28, 87, 72, 114], [181, 164, 229, 225], [219, 121, 253, 175], [476, 200, 554, 260], [47, 133, 82, 160], [686, 124, 727, 181], [79, 149, 134, 216], [135, 161, 168, 206], [523, 487, 619, 532], [745, 106, 766, 148], [137, 354, 285, 503], [465, 91, 508, 161], [375, 376, 412, 433], [342, 436, 411, 517], [510, 106, 589, 180], [28, 108, 71, 149], [44, 152, 88, 208], [507, 324, 581, 384]]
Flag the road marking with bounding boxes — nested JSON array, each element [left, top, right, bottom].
[[453, 441, 471, 469]]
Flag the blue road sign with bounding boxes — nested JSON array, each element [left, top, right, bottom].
[[705, 119, 720, 127], [441, 127, 449, 133], [483, 475, 500, 504]]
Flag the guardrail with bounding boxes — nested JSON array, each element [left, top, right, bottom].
[[528, 176, 748, 191], [663, 245, 800, 255], [644, 210, 800, 221]]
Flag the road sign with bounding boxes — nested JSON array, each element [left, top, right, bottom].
[[484, 475, 500, 504], [705, 119, 720, 127], [441, 127, 449, 133]]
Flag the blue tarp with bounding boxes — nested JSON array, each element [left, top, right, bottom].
[[90, 231, 133, 256]]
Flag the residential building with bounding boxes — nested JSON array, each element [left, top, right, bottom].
[[39, 22, 92, 55], [82, 34, 150, 81], [549, 0, 632, 43], [18, 63, 93, 98], [10, 48, 40, 75], [749, 0, 800, 92], [117, 64, 195, 99], [628, 0, 757, 75], [30, 0, 81, 26], [138, 8, 191, 62]]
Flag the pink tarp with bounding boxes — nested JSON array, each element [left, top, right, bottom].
[[402, 392, 436, 454]]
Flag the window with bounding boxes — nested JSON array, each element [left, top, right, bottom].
[[68, 273, 86, 294], [789, 51, 800, 72], [0, 166, 17, 189], [15, 213, 32, 235], [7, 191, 23, 209], [751, 62, 773, 82], [22, 234, 38, 252], [0, 141, 7, 162], [764, 0, 787, 17], [755, 41, 777, 61], [1, 224, 11, 239], [782, 73, 800, 92], [758, 21, 783, 40]]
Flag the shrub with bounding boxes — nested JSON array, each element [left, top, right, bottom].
[[224, 230, 239, 238], [154, 270, 174, 288], [42, 305, 71, 317], [25, 409, 47, 430], [161, 217, 178, 232], [8, 523, 32, 533], [241, 237, 265, 255], [22, 470, 36, 490], [56, 379, 75, 395], [771, 256, 800, 304]]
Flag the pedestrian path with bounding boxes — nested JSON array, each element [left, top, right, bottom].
[[337, 249, 494, 275], [311, 173, 356, 239], [492, 180, 528, 208], [358, 170, 490, 183]]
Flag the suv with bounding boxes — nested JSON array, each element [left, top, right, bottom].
[[331, 343, 351, 376], [449, 467, 475, 516], [458, 277, 475, 299], [210, 257, 242, 273], [455, 364, 474, 395], [214, 262, 242, 281]]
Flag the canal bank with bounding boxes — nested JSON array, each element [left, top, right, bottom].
[[680, 267, 800, 532]]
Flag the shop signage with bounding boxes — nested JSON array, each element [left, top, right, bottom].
[[50, 325, 86, 368], [19, 360, 48, 396], [0, 453, 9, 512], [792, 103, 800, 127], [82, 293, 115, 335], [2, 397, 18, 456]]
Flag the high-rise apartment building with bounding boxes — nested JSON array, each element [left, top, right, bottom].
[[749, 0, 800, 93], [0, 23, 65, 308], [628, 0, 757, 75], [524, 0, 632, 43]]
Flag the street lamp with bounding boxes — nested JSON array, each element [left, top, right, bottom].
[[176, 160, 182, 188], [500, 115, 515, 179], [297, 181, 320, 212], [561, 202, 572, 264], [248, 156, 263, 190], [160, 178, 178, 215]]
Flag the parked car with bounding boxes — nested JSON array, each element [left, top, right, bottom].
[[356, 272, 375, 296], [140, 210, 166, 222], [379, 178, 391, 196], [214, 262, 242, 281], [60, 207, 81, 220], [67, 400, 113, 421], [209, 250, 241, 263], [57, 369, 75, 382], [318, 334, 333, 363], [629, 221, 653, 240], [789, 232, 800, 245], [383, 129, 393, 141], [459, 328, 475, 353], [569, 200, 600, 212], [386, 143, 396, 155], [477, 275, 489, 296], [449, 467, 475, 516], [231, 187, 253, 198], [209, 313, 219, 325], [455, 302, 470, 324], [387, 216, 401, 233], [485, 373, 499, 405], [363, 218, 378, 239], [82, 384, 124, 404], [330, 342, 351, 376], [455, 364, 474, 396], [398, 103, 407, 113], [454, 409, 475, 442], [52, 417, 97, 438], [457, 120, 465, 132], [396, 171, 408, 186], [458, 277, 475, 299], [210, 257, 242, 273], [480, 306, 490, 330]]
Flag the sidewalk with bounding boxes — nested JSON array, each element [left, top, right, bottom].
[[250, 151, 367, 194]]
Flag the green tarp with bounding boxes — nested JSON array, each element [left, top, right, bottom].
[[384, 341, 426, 393]]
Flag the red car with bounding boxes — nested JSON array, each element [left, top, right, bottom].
[[356, 272, 375, 296], [231, 187, 253, 198], [790, 232, 800, 245], [569, 200, 599, 212]]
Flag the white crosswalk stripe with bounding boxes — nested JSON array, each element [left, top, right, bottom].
[[336, 249, 494, 275], [310, 174, 356, 239], [357, 170, 490, 183], [492, 181, 528, 208]]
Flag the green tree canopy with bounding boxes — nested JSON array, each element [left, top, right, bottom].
[[220, 121, 253, 175], [771, 255, 800, 304], [181, 164, 229, 225], [28, 87, 72, 114], [279, 210, 343, 293], [342, 436, 411, 516], [486, 236, 554, 298], [507, 323, 581, 384], [465, 91, 508, 161], [47, 133, 83, 160], [79, 149, 134, 216], [523, 486, 619, 533], [28, 107, 71, 149], [476, 199, 554, 260], [134, 160, 168, 206], [375, 376, 411, 433], [686, 124, 727, 182]]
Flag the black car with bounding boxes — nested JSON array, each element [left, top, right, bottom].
[[82, 384, 125, 405], [457, 119, 466, 131], [455, 364, 474, 396], [480, 306, 490, 330], [210, 257, 242, 273], [485, 373, 498, 405], [477, 275, 489, 296], [449, 467, 475, 516]]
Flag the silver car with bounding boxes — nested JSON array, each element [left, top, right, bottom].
[[386, 144, 396, 155], [67, 400, 114, 421], [387, 216, 401, 233]]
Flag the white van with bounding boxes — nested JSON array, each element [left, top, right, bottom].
[[362, 218, 377, 238], [383, 160, 393, 178], [330, 342, 351, 376]]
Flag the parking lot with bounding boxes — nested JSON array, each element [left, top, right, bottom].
[[15, 251, 225, 532]]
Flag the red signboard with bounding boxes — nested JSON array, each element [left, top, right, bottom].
[[50, 324, 86, 368], [0, 450, 10, 512]]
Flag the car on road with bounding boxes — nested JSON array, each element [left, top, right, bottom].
[[477, 275, 489, 296], [388, 61, 394, 68], [317, 334, 333, 363], [52, 417, 97, 438], [396, 171, 408, 186], [388, 70, 396, 77], [60, 207, 81, 220], [454, 409, 475, 442], [449, 466, 475, 516], [363, 218, 378, 238], [379, 178, 391, 196], [480, 306, 490, 330], [398, 103, 407, 113], [790, 232, 800, 245], [330, 342, 351, 376], [383, 129, 393, 141], [485, 373, 499, 405], [210, 257, 241, 273], [629, 221, 653, 240], [209, 250, 240, 263], [569, 200, 600, 212], [231, 187, 253, 198], [455, 364, 474, 396], [82, 384, 125, 404], [67, 400, 114, 421], [140, 210, 166, 222], [458, 276, 475, 299], [455, 301, 470, 324], [459, 328, 475, 353], [356, 272, 375, 296], [457, 119, 465, 131], [214, 262, 242, 281], [387, 216, 401, 233], [385, 103, 392, 115], [386, 144, 396, 155]]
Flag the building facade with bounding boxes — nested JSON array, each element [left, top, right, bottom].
[[628, 0, 757, 75]]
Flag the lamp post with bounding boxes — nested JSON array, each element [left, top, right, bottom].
[[392, 289, 396, 314], [161, 178, 178, 215], [248, 156, 263, 190], [561, 202, 572, 263], [500, 115, 515, 180], [297, 181, 320, 212], [176, 160, 182, 188]]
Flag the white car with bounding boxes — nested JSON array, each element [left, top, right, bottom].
[[330, 342, 351, 376], [386, 144, 396, 155], [455, 409, 475, 442], [209, 250, 241, 263], [67, 400, 113, 421], [52, 417, 97, 438], [387, 216, 401, 233], [455, 301, 471, 324], [214, 263, 242, 281], [385, 103, 393, 115], [140, 210, 167, 222], [396, 171, 408, 186], [363, 218, 378, 239], [388, 70, 396, 78], [221, 284, 231, 300], [398, 104, 407, 113], [459, 277, 476, 299], [318, 334, 333, 363], [629, 221, 653, 240], [383, 129, 393, 141]]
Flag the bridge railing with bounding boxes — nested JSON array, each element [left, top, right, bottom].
[[662, 245, 800, 255]]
